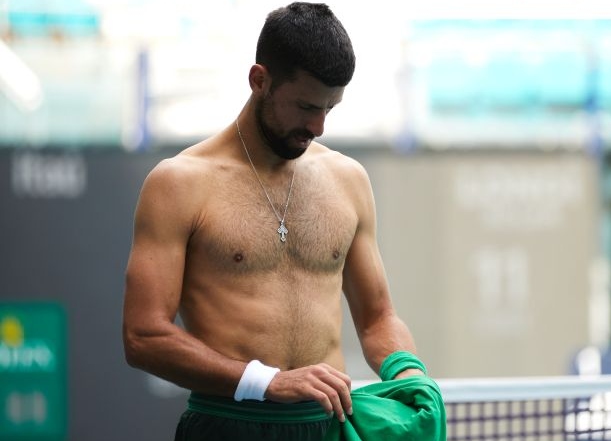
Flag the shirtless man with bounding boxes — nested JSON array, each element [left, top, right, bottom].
[[123, 3, 422, 440]]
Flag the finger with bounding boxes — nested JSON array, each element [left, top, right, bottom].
[[314, 377, 352, 422], [314, 381, 346, 422], [320, 366, 352, 416]]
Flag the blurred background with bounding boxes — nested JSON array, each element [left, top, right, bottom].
[[2, 0, 611, 439]]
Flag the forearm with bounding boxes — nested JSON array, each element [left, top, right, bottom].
[[123, 321, 245, 395], [359, 313, 420, 378]]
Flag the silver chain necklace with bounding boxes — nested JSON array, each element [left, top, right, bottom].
[[236, 119, 296, 243]]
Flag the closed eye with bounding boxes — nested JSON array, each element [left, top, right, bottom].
[[298, 102, 335, 114]]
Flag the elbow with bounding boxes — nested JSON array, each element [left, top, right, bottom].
[[122, 325, 147, 369], [122, 320, 172, 370]]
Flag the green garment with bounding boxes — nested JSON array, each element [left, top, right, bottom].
[[177, 394, 332, 441], [324, 352, 446, 441]]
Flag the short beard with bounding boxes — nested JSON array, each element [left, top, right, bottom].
[[254, 95, 311, 160]]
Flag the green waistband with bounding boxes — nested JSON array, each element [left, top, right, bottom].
[[187, 393, 331, 424]]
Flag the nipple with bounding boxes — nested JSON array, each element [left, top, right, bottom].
[[332, 250, 340, 260], [233, 253, 244, 262]]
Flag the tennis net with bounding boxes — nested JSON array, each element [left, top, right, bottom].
[[438, 375, 611, 440]]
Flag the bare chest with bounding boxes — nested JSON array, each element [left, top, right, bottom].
[[191, 171, 358, 274]]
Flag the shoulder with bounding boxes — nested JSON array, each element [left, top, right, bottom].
[[307, 142, 369, 181], [307, 142, 372, 196], [144, 154, 197, 192], [148, 140, 210, 179], [303, 143, 374, 221], [136, 141, 223, 223], [142, 139, 223, 196]]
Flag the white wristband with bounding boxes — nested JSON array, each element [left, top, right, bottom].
[[234, 360, 280, 402]]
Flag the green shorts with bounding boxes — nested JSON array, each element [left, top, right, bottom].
[[175, 392, 333, 441]]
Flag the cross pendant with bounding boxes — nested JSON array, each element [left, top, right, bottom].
[[277, 221, 288, 242]]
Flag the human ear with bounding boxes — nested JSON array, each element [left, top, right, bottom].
[[248, 64, 271, 94]]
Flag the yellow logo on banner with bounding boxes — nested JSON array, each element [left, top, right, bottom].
[[0, 316, 24, 348], [0, 314, 55, 372]]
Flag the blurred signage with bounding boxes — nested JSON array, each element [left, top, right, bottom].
[[0, 303, 67, 441], [6, 0, 100, 37], [11, 151, 87, 199], [400, 20, 611, 149]]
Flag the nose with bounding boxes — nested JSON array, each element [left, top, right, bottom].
[[305, 111, 326, 138]]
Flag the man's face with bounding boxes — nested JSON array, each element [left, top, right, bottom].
[[255, 70, 345, 160]]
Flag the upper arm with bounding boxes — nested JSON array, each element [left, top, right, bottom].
[[123, 159, 196, 335], [341, 160, 394, 336]]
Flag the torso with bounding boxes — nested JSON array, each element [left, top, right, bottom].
[[174, 136, 359, 371]]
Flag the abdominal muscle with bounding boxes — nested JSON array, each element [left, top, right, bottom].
[[178, 267, 346, 372]]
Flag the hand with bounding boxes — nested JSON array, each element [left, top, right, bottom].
[[265, 363, 353, 422], [393, 368, 425, 380]]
